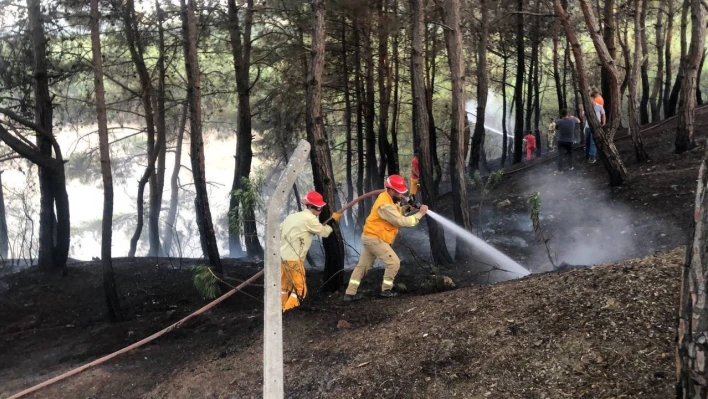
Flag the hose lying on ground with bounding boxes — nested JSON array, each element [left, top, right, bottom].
[[7, 189, 383, 399]]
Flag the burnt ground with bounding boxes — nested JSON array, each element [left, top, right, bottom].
[[1, 110, 705, 398]]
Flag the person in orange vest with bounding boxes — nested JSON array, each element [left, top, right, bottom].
[[409, 151, 420, 202], [280, 190, 341, 312], [343, 175, 429, 301], [524, 131, 537, 161]]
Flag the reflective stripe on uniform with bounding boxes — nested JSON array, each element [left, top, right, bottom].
[[382, 279, 394, 287], [349, 279, 361, 286], [290, 293, 299, 298]]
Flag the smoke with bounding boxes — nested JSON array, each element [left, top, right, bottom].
[[518, 168, 681, 268], [466, 93, 515, 160]]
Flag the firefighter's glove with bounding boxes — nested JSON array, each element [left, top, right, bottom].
[[331, 212, 342, 223]]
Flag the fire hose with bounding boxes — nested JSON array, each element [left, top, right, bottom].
[[7, 189, 387, 399]]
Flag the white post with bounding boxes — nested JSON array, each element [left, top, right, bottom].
[[263, 139, 311, 399]]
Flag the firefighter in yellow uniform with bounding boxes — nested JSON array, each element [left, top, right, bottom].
[[280, 191, 341, 312], [343, 175, 428, 301]]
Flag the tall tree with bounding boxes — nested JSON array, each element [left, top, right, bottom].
[[601, 0, 617, 122], [639, 0, 651, 124], [377, 0, 394, 180], [306, 0, 345, 290], [552, 19, 565, 112], [663, 0, 675, 117], [675, 0, 705, 153], [444, 0, 473, 259], [555, 0, 629, 185], [513, 0, 525, 164], [90, 0, 122, 321], [181, 0, 223, 273], [354, 15, 366, 222], [122, 0, 162, 258], [626, 0, 649, 162], [697, 50, 706, 105], [163, 103, 188, 256], [342, 16, 355, 227], [388, 0, 401, 175], [667, 0, 689, 118], [153, 0, 167, 257], [501, 43, 510, 166], [469, 0, 488, 172], [650, 4, 665, 122], [677, 3, 708, 389], [227, 0, 263, 259], [410, 0, 453, 266], [364, 9, 378, 192], [0, 171, 7, 260]]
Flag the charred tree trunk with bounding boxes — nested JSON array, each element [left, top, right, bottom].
[[501, 50, 509, 166], [411, 0, 453, 266], [469, 0, 488, 173], [90, 0, 122, 321], [425, 28, 442, 187], [627, 0, 650, 162], [342, 17, 355, 227], [555, 0, 629, 185], [553, 19, 565, 111], [664, 0, 675, 117], [675, 0, 705, 153], [513, 0, 525, 164], [651, 5, 665, 122], [0, 172, 6, 260], [152, 0, 167, 257], [525, 18, 538, 132], [667, 0, 689, 118], [163, 102, 187, 256], [228, 0, 262, 259], [639, 0, 651, 124], [389, 3, 401, 175], [123, 0, 160, 258], [697, 49, 706, 105], [601, 0, 617, 122], [444, 0, 473, 259], [364, 10, 378, 192], [306, 0, 345, 291], [377, 0, 393, 182], [354, 17, 366, 222], [181, 0, 222, 272]]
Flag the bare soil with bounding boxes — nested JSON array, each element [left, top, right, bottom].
[[1, 112, 704, 398]]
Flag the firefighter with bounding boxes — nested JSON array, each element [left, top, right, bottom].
[[343, 175, 429, 301], [409, 151, 420, 202], [280, 190, 341, 312]]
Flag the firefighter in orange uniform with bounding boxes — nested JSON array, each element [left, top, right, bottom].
[[280, 191, 341, 311], [343, 175, 428, 301]]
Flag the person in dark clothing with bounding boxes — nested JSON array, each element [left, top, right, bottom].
[[555, 108, 581, 171]]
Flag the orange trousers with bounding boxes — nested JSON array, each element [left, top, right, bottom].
[[281, 260, 307, 312]]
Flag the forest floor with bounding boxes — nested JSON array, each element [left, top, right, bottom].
[[1, 111, 705, 398]]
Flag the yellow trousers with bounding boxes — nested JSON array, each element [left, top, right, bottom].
[[410, 177, 419, 196], [281, 260, 307, 312], [345, 235, 400, 295]]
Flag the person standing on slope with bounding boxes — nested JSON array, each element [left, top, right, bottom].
[[524, 131, 537, 161], [343, 175, 428, 301], [280, 191, 341, 312]]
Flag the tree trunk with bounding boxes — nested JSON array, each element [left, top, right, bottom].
[[342, 16, 355, 227], [90, 0, 122, 321], [651, 4, 665, 122], [501, 51, 509, 166], [151, 0, 167, 257], [444, 0, 473, 260], [667, 0, 689, 118], [306, 0, 345, 291], [639, 0, 651, 124], [469, 0, 488, 173], [354, 16, 366, 222], [364, 10, 378, 192], [228, 0, 262, 259], [525, 12, 538, 132], [377, 0, 394, 181], [675, 0, 705, 153], [0, 172, 5, 260], [627, 0, 650, 162], [601, 0, 617, 122], [389, 2, 401, 175], [513, 0, 525, 164], [553, 19, 565, 111], [425, 28, 442, 187], [664, 0, 675, 117], [163, 102, 187, 256], [181, 0, 223, 272], [411, 0, 453, 266], [555, 0, 628, 185], [123, 0, 159, 258], [697, 49, 706, 105]]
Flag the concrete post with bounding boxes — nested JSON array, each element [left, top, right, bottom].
[[263, 139, 311, 399]]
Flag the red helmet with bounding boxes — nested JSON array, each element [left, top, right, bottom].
[[303, 190, 326, 208], [384, 174, 408, 194]]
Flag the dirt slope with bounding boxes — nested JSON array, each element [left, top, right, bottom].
[[1, 248, 682, 399]]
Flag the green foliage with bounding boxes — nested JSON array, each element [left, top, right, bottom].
[[469, 169, 504, 196], [528, 192, 541, 233], [190, 265, 222, 299], [229, 171, 265, 236]]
